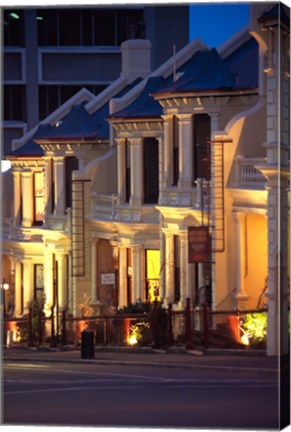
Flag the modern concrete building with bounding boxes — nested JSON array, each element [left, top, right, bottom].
[[1, 2, 290, 356], [2, 5, 189, 155]]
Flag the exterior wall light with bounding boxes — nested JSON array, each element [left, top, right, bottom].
[[9, 13, 20, 19]]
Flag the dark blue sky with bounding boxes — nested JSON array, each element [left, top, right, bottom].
[[189, 3, 250, 47]]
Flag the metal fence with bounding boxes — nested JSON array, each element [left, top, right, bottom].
[[2, 300, 269, 351]]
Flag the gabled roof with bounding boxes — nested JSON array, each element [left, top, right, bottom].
[[6, 124, 53, 158], [258, 3, 290, 25], [38, 103, 101, 141], [154, 48, 236, 96], [223, 36, 258, 89], [6, 88, 95, 157], [109, 76, 170, 120], [36, 78, 143, 141]]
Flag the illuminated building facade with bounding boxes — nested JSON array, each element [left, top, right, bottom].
[[2, 3, 290, 356]]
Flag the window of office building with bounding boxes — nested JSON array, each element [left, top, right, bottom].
[[37, 8, 144, 46], [39, 85, 106, 119], [59, 10, 80, 45], [94, 10, 115, 45], [3, 9, 25, 46], [37, 9, 58, 45], [4, 85, 26, 121]]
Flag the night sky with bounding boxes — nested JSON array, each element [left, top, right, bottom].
[[189, 2, 250, 47]]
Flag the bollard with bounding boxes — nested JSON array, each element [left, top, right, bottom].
[[6, 330, 13, 348], [81, 329, 95, 359]]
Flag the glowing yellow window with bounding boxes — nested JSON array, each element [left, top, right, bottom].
[[146, 250, 160, 302]]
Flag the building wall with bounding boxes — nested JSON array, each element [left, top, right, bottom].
[[245, 214, 268, 309]]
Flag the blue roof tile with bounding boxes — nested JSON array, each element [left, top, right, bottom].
[[5, 124, 52, 157], [110, 76, 171, 120], [39, 79, 143, 141], [157, 49, 236, 94], [223, 37, 259, 89]]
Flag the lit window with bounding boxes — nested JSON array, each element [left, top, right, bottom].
[[34, 172, 44, 225]]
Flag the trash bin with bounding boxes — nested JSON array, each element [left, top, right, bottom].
[[81, 329, 95, 359], [6, 330, 14, 348]]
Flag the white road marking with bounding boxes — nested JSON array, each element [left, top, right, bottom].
[[3, 380, 277, 396], [5, 363, 169, 382]]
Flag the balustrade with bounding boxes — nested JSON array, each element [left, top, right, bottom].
[[91, 193, 117, 219], [235, 156, 267, 189]]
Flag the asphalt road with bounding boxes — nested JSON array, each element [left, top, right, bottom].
[[3, 358, 279, 429]]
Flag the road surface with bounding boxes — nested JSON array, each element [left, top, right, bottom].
[[3, 357, 279, 429]]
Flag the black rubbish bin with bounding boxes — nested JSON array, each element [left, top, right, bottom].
[[81, 329, 95, 359]]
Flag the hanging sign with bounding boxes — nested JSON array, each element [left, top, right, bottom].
[[188, 226, 210, 263]]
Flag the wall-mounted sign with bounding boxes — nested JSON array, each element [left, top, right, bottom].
[[101, 273, 115, 285], [188, 226, 210, 263]]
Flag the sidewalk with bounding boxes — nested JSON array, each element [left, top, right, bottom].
[[2, 344, 275, 370]]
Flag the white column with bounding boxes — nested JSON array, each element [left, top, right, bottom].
[[44, 156, 52, 214], [161, 115, 172, 188], [178, 114, 193, 188], [260, 24, 289, 356], [90, 238, 100, 304], [129, 137, 143, 207], [159, 224, 166, 301], [21, 170, 34, 227], [157, 136, 163, 196], [164, 232, 174, 305], [118, 246, 127, 309], [23, 260, 33, 313], [132, 245, 142, 303], [53, 156, 65, 215], [259, 170, 290, 356], [44, 245, 54, 316], [57, 252, 67, 311], [178, 232, 189, 308], [233, 212, 249, 309], [14, 260, 22, 316], [67, 253, 73, 314], [12, 170, 21, 225], [116, 138, 126, 204]]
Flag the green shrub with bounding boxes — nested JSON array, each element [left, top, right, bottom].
[[242, 312, 267, 345], [117, 300, 153, 314]]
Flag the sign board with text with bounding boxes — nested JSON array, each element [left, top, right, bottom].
[[101, 273, 115, 285], [188, 226, 210, 263]]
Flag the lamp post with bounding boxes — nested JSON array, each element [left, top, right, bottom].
[[1, 278, 10, 317]]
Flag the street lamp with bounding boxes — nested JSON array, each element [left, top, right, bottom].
[[1, 278, 9, 317]]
